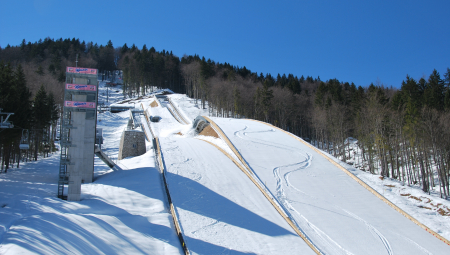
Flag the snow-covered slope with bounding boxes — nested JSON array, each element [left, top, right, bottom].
[[1, 86, 449, 254], [0, 82, 187, 254], [213, 118, 450, 254], [0, 98, 183, 254], [160, 135, 315, 254]]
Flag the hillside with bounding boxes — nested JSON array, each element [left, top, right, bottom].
[[1, 79, 450, 254]]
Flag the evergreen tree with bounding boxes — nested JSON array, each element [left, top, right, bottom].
[[261, 80, 273, 122], [106, 40, 113, 49], [12, 64, 32, 130], [286, 74, 301, 94], [0, 62, 14, 110], [400, 75, 421, 123], [200, 57, 215, 79], [121, 43, 129, 54], [424, 69, 445, 110], [315, 82, 327, 107], [20, 39, 26, 51], [444, 68, 450, 110], [36, 65, 44, 75], [47, 92, 59, 123], [33, 85, 50, 130], [444, 89, 450, 111], [444, 68, 450, 88]]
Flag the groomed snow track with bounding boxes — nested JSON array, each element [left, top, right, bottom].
[[211, 117, 450, 255], [258, 119, 450, 247], [141, 93, 450, 254], [204, 116, 322, 254], [145, 103, 317, 253]]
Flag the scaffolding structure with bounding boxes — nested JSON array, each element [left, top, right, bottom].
[[58, 67, 98, 200]]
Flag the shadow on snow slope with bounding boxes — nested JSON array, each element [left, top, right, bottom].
[[165, 171, 296, 238], [185, 236, 256, 255], [1, 205, 178, 254], [0, 163, 182, 254]]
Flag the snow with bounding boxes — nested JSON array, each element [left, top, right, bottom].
[[166, 94, 209, 122], [159, 136, 315, 254], [0, 81, 183, 254], [213, 118, 450, 254], [1, 82, 449, 254], [0, 141, 183, 254]]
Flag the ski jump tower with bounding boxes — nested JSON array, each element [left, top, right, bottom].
[[58, 67, 98, 201]]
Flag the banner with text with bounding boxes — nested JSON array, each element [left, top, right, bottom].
[[66, 84, 97, 91], [66, 67, 98, 75], [64, 101, 96, 109]]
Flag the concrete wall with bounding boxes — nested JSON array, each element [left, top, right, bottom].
[[67, 111, 86, 201], [118, 130, 146, 160], [65, 79, 98, 201], [82, 116, 95, 183]]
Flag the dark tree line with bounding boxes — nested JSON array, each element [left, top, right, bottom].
[[179, 54, 450, 198], [0, 37, 117, 171], [117, 44, 183, 97], [0, 63, 58, 171], [2, 38, 449, 198]]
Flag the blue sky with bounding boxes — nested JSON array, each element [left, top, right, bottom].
[[1, 0, 449, 88]]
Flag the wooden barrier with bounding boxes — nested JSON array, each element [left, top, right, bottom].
[[140, 124, 151, 141], [252, 119, 450, 247], [142, 109, 156, 139], [168, 99, 189, 124], [203, 117, 323, 255], [153, 137, 190, 255], [166, 106, 185, 125]]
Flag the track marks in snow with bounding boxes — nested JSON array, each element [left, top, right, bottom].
[[190, 219, 220, 235], [233, 125, 396, 255], [395, 234, 433, 255], [299, 215, 355, 255], [235, 125, 313, 198], [233, 126, 356, 253], [342, 209, 393, 255]]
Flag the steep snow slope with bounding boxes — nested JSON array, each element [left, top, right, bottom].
[[213, 118, 450, 255], [160, 136, 316, 255], [143, 96, 315, 254]]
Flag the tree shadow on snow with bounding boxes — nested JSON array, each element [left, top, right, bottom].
[[1, 198, 183, 254], [186, 236, 256, 255], [90, 166, 169, 203], [165, 171, 295, 238]]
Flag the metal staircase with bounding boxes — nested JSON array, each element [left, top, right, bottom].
[[58, 110, 76, 199]]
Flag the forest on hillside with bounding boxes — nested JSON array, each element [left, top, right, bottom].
[[1, 38, 449, 198]]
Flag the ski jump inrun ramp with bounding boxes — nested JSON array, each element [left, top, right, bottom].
[[143, 97, 449, 254]]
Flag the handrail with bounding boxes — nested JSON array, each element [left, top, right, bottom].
[[153, 138, 190, 255], [168, 98, 189, 124]]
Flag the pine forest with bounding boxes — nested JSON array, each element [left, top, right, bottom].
[[0, 38, 449, 198]]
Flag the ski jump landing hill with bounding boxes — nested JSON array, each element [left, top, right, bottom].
[[140, 94, 450, 255]]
